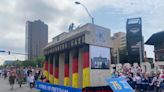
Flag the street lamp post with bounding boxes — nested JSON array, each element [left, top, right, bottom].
[[75, 1, 94, 24], [137, 41, 143, 65], [139, 42, 143, 65], [117, 48, 120, 64]]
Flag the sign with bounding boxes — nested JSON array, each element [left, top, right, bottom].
[[45, 35, 85, 55], [90, 45, 110, 69], [35, 81, 82, 92], [106, 78, 134, 92]]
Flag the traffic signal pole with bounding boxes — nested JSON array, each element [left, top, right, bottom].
[[0, 50, 27, 55]]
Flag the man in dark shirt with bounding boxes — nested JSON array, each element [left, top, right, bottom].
[[27, 67, 32, 76]]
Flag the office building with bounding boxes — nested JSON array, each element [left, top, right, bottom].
[[111, 32, 126, 64], [146, 31, 164, 61], [25, 20, 48, 60], [112, 32, 126, 50], [126, 17, 144, 64]]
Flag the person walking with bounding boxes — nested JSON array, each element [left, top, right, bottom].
[[4, 68, 7, 79], [27, 67, 32, 86], [16, 67, 24, 87], [23, 67, 28, 84], [28, 73, 35, 89], [9, 67, 16, 90]]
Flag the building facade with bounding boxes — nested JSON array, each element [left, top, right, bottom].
[[25, 20, 48, 60], [146, 31, 164, 61], [43, 23, 112, 88], [126, 18, 144, 64], [111, 32, 126, 64], [3, 60, 15, 66]]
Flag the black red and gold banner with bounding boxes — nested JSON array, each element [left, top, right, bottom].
[[54, 54, 59, 84], [43, 56, 49, 79], [72, 49, 79, 88], [49, 55, 54, 84], [82, 45, 90, 88], [64, 51, 70, 86]]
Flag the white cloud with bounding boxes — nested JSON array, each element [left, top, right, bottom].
[[1, 0, 164, 63]]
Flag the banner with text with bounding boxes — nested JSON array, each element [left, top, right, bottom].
[[35, 81, 82, 92], [106, 77, 134, 92]]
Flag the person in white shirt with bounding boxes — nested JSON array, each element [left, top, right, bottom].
[[28, 73, 35, 89]]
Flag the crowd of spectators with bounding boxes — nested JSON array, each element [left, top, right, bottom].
[[112, 66, 164, 92]]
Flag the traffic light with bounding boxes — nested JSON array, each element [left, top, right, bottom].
[[8, 51, 10, 55], [0, 50, 6, 52]]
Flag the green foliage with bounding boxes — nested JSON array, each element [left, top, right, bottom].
[[3, 56, 45, 68]]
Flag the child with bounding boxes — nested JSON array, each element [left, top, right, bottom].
[[28, 73, 35, 89]]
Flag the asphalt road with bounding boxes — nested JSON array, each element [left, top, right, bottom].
[[0, 77, 38, 92]]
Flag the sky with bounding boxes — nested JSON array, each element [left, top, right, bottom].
[[0, 0, 164, 64]]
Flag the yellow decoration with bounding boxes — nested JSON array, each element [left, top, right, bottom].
[[43, 70, 49, 79], [83, 67, 90, 88], [72, 73, 79, 88], [54, 77, 59, 84], [49, 74, 54, 84], [64, 77, 70, 86]]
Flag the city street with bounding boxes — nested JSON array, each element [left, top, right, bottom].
[[0, 77, 38, 92]]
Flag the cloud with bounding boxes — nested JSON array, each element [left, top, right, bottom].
[[0, 0, 87, 63], [0, 0, 164, 63]]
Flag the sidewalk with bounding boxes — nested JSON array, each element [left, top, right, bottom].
[[0, 77, 38, 92]]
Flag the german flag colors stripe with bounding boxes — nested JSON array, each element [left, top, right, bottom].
[[72, 49, 79, 88], [82, 45, 90, 88], [49, 55, 54, 83], [72, 73, 78, 88], [54, 54, 59, 84]]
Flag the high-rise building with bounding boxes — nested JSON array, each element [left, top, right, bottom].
[[25, 20, 48, 60], [146, 31, 164, 61], [126, 17, 144, 64], [111, 32, 126, 64], [112, 32, 126, 50]]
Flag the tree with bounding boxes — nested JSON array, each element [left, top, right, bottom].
[[34, 56, 45, 68], [13, 60, 22, 67], [2, 55, 46, 68]]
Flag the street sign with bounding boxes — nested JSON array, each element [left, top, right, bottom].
[[106, 77, 134, 92], [35, 81, 82, 92]]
